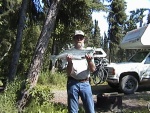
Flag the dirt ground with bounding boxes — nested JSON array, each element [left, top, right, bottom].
[[51, 84, 150, 113]]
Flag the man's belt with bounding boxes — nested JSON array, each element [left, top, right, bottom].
[[68, 76, 89, 82]]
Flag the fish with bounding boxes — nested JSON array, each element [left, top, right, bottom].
[[50, 48, 95, 69]]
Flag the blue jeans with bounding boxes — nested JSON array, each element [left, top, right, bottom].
[[67, 79, 95, 113]]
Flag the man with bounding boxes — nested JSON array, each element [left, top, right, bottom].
[[66, 30, 96, 113]]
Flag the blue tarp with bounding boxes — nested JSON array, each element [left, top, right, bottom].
[[32, 0, 44, 13]]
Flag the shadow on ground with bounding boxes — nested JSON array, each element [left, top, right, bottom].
[[91, 84, 150, 112]]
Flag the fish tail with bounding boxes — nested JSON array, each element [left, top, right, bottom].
[[50, 55, 57, 66]]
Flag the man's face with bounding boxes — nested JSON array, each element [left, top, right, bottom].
[[73, 35, 85, 42], [73, 35, 85, 49]]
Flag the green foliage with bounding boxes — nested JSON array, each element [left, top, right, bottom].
[[91, 20, 101, 48], [0, 0, 27, 79], [0, 77, 23, 113], [0, 72, 68, 113], [19, 25, 41, 74], [124, 8, 148, 32], [108, 0, 127, 44], [23, 85, 55, 113], [23, 71, 68, 113], [38, 71, 67, 89], [31, 85, 54, 105], [0, 72, 64, 112], [86, 0, 106, 11], [107, 0, 127, 62]]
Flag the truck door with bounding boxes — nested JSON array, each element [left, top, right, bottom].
[[142, 55, 150, 78]]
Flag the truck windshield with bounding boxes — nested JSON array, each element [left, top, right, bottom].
[[128, 51, 149, 62]]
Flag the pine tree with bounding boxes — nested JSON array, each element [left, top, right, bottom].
[[107, 0, 127, 62], [92, 20, 101, 48]]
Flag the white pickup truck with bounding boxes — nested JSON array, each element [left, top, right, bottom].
[[106, 24, 150, 94]]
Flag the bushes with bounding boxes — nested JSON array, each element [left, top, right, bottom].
[[23, 71, 68, 113], [38, 71, 67, 89], [0, 78, 22, 113], [23, 85, 55, 113], [0, 72, 68, 113]]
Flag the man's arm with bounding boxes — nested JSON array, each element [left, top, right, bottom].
[[66, 55, 73, 76], [86, 54, 96, 72], [87, 60, 96, 72]]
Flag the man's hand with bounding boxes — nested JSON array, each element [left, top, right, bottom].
[[85, 54, 95, 72], [66, 54, 73, 76], [85, 54, 93, 63], [66, 54, 73, 63]]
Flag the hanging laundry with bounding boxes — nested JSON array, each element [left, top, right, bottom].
[[32, 0, 44, 13], [31, 0, 44, 20]]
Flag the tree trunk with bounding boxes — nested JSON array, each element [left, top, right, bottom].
[[17, 0, 62, 111], [9, 0, 29, 81]]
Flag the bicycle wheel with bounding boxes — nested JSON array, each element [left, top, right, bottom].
[[98, 68, 105, 84], [101, 68, 108, 83], [92, 68, 104, 85]]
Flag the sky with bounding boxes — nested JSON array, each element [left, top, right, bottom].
[[92, 0, 150, 36]]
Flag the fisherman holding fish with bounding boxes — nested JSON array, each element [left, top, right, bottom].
[[66, 30, 96, 113]]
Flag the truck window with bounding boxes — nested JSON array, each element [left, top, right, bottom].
[[128, 51, 149, 62], [144, 55, 150, 64]]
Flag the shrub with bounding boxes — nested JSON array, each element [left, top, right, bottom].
[[0, 78, 23, 113], [38, 71, 67, 89], [23, 85, 55, 113], [0, 71, 72, 113]]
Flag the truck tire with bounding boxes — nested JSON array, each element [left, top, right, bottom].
[[120, 75, 138, 94], [107, 82, 119, 88]]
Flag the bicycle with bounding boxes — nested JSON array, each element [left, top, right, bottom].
[[91, 57, 109, 85]]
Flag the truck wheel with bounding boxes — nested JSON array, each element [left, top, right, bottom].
[[120, 75, 138, 94], [107, 82, 119, 88]]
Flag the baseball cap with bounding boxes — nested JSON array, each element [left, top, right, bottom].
[[74, 30, 85, 36]]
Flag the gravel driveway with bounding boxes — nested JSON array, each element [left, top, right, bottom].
[[51, 90, 97, 105]]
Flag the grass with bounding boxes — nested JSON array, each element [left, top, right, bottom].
[[38, 71, 67, 90]]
